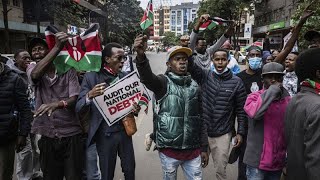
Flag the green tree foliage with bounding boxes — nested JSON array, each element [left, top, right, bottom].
[[291, 0, 320, 50], [99, 0, 143, 46], [193, 0, 253, 45], [48, 0, 89, 28], [48, 0, 142, 46], [162, 32, 179, 46]]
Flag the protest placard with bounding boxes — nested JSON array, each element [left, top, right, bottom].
[[93, 71, 151, 126]]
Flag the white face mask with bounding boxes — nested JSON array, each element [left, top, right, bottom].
[[211, 63, 228, 75]]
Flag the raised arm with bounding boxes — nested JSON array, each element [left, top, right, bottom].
[[274, 3, 314, 64], [187, 56, 206, 85], [30, 32, 68, 83], [207, 22, 234, 55], [134, 35, 167, 99], [244, 85, 282, 120], [190, 14, 209, 52]]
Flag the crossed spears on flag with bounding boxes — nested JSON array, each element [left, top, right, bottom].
[[45, 24, 102, 75]]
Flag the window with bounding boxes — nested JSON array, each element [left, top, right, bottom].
[[192, 9, 196, 12], [192, 14, 196, 20], [177, 11, 181, 25], [177, 27, 181, 31], [171, 11, 176, 14], [171, 26, 175, 31]]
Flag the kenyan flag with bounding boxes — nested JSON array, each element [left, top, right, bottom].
[[45, 24, 102, 75], [140, 0, 153, 30], [138, 92, 150, 114], [199, 17, 227, 31]]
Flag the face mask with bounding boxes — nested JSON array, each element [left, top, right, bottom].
[[248, 57, 262, 70], [211, 63, 228, 75]]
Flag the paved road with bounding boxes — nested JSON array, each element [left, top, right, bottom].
[[114, 52, 240, 180], [12, 52, 243, 180]]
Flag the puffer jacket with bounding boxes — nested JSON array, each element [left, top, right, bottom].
[[188, 58, 247, 137], [0, 62, 32, 144], [244, 85, 290, 171], [155, 73, 202, 149]]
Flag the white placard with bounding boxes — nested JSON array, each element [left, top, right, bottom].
[[93, 71, 151, 126], [244, 23, 252, 39]]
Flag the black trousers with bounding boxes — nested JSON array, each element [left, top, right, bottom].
[[38, 134, 84, 180], [0, 141, 15, 180], [95, 123, 135, 180]]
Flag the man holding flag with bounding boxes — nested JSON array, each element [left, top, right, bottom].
[[134, 34, 209, 180], [190, 14, 235, 69], [140, 0, 153, 31], [27, 31, 84, 180]]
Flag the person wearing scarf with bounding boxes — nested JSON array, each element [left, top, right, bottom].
[[285, 48, 320, 180]]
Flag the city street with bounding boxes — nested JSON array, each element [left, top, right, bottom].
[[114, 52, 240, 180]]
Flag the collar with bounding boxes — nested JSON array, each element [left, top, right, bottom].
[[167, 72, 192, 86], [213, 68, 232, 80], [301, 79, 320, 94], [284, 70, 296, 77], [103, 63, 117, 76]]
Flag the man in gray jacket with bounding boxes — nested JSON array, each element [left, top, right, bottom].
[[189, 14, 234, 69]]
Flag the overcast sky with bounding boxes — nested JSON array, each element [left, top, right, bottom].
[[139, 0, 200, 8]]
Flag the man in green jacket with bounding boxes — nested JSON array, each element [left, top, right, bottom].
[[134, 35, 209, 180]]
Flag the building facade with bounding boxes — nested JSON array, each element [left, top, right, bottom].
[[0, 0, 48, 53], [154, 6, 170, 37], [253, 0, 299, 49], [170, 2, 198, 36]]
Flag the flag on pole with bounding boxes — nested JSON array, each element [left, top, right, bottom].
[[199, 17, 227, 31], [140, 0, 153, 30], [45, 24, 102, 75]]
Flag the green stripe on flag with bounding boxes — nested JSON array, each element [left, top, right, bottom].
[[207, 21, 218, 30], [54, 54, 102, 75]]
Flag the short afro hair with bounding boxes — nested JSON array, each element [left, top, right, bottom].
[[295, 48, 320, 83], [196, 37, 206, 44], [101, 43, 123, 60], [212, 48, 230, 60], [14, 49, 28, 59]]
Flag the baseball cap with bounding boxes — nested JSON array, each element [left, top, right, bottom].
[[261, 62, 285, 76], [180, 35, 190, 41], [28, 37, 48, 53], [166, 46, 192, 61], [304, 30, 320, 41]]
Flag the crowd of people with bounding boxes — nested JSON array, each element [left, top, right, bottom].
[[0, 2, 320, 180]]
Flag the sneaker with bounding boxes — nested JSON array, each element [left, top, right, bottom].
[[144, 133, 153, 151]]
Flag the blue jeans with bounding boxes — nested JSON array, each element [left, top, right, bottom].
[[159, 152, 202, 180], [246, 166, 282, 180], [86, 143, 100, 180]]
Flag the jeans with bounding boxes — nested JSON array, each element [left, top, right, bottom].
[[246, 166, 282, 180], [0, 141, 15, 180], [86, 143, 100, 180], [38, 134, 84, 180], [159, 152, 202, 180], [16, 134, 42, 180]]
